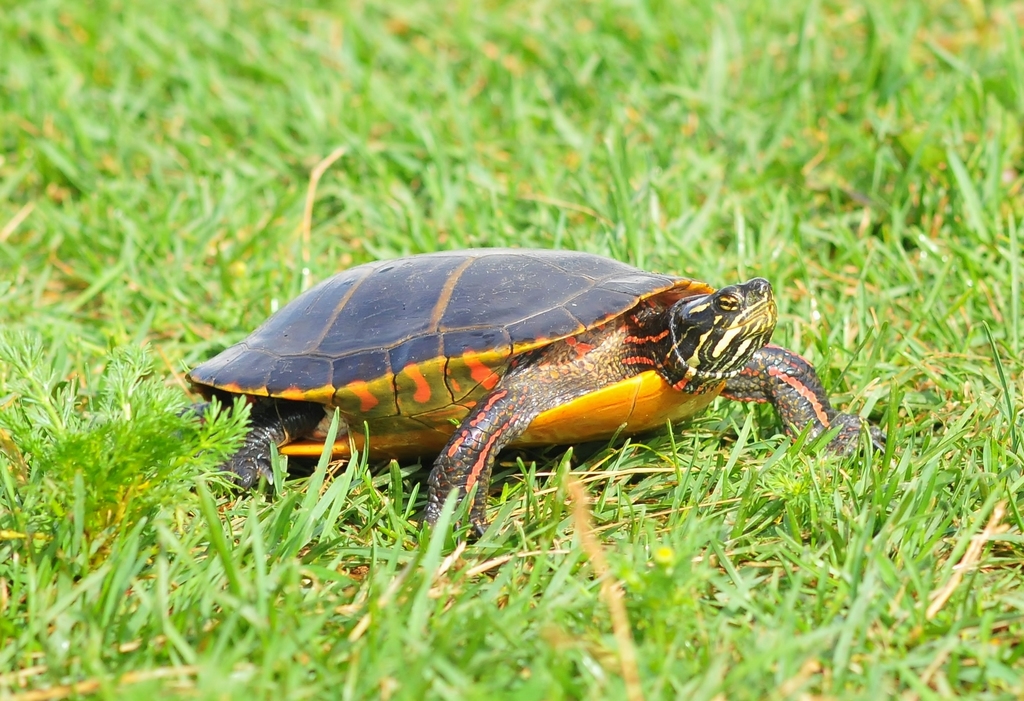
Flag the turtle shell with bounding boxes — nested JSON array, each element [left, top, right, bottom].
[[188, 249, 715, 454]]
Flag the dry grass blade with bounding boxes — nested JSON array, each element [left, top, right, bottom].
[[516, 193, 614, 226], [348, 542, 466, 643], [154, 345, 190, 394], [0, 665, 47, 686], [9, 665, 200, 701], [566, 476, 643, 701], [0, 202, 34, 243], [434, 539, 467, 579], [463, 554, 514, 578], [926, 501, 1008, 620], [300, 145, 349, 278], [348, 556, 417, 643]]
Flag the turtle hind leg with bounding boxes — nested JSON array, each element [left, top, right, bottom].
[[721, 344, 886, 454], [221, 399, 326, 488]]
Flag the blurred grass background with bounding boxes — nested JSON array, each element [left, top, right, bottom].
[[2, 0, 1024, 698]]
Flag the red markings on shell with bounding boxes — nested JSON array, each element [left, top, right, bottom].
[[347, 381, 379, 412]]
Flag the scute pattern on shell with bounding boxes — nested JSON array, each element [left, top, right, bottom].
[[187, 249, 712, 400]]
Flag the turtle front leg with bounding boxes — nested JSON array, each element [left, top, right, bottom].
[[216, 399, 325, 488], [721, 344, 886, 454], [425, 323, 655, 534]]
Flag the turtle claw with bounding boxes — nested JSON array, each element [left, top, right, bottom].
[[469, 511, 489, 540], [825, 413, 887, 456], [223, 441, 275, 489], [423, 491, 444, 528], [868, 426, 888, 453]]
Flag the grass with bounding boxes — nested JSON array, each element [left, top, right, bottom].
[[2, 0, 1023, 697]]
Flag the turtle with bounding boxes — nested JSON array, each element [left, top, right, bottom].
[[188, 248, 885, 532]]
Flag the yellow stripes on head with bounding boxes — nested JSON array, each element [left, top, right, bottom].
[[711, 325, 743, 358]]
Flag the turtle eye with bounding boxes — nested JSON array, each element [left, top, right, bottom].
[[715, 293, 741, 313]]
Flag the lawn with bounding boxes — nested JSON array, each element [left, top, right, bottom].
[[2, 0, 1023, 698]]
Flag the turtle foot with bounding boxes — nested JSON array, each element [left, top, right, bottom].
[[825, 413, 887, 455], [222, 439, 275, 489]]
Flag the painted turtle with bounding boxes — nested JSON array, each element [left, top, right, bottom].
[[188, 249, 885, 531]]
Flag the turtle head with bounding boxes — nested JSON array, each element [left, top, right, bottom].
[[666, 278, 777, 391]]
